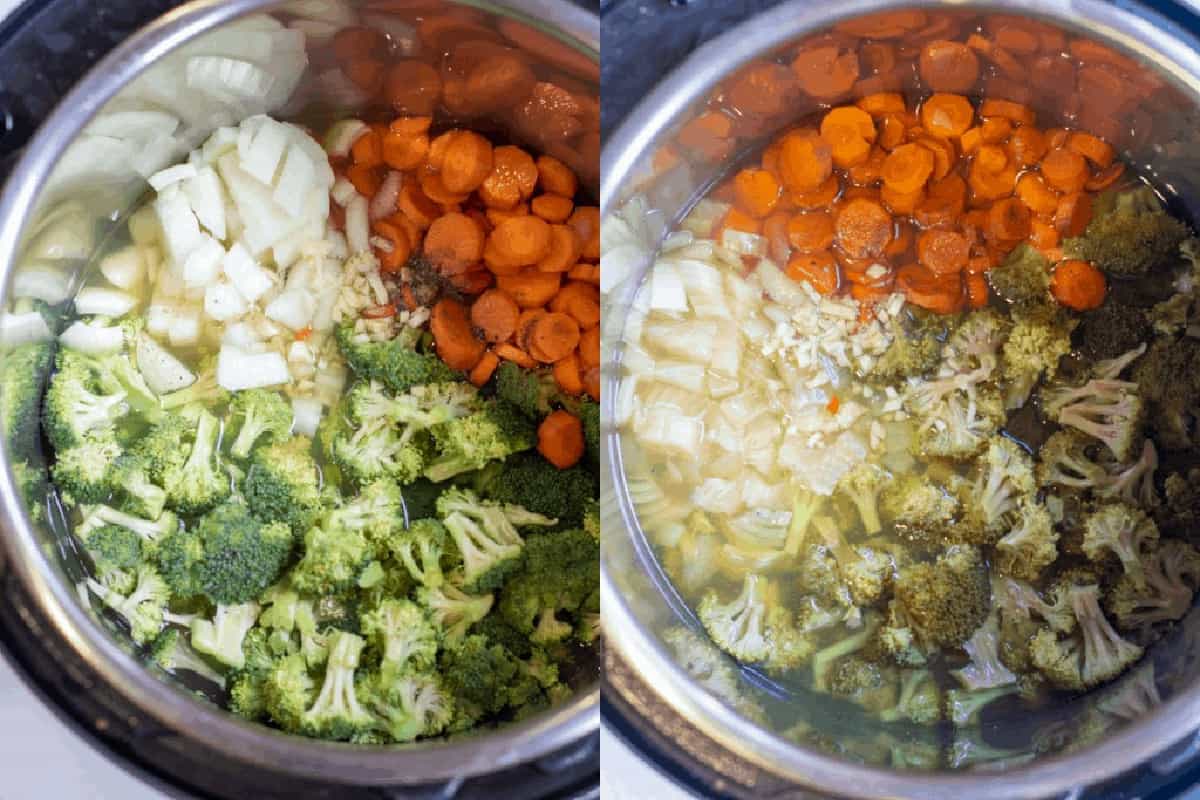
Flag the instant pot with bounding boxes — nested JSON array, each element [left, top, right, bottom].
[[601, 1, 1200, 798], [0, 1, 599, 798]]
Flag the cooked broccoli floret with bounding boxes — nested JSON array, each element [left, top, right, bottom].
[[191, 602, 261, 669], [1001, 307, 1077, 409], [811, 616, 880, 691], [1037, 429, 1109, 491], [439, 633, 519, 726], [11, 459, 48, 523], [479, 451, 596, 526], [495, 361, 558, 419], [77, 503, 178, 551], [876, 599, 931, 667], [85, 563, 169, 644], [1030, 584, 1144, 690], [335, 321, 457, 392], [1, 341, 53, 460], [1158, 468, 1200, 538], [1131, 335, 1200, 451], [1081, 503, 1159, 585], [1105, 539, 1200, 633], [812, 516, 892, 606], [332, 417, 430, 487], [1041, 377, 1142, 462], [1076, 300, 1152, 362], [150, 628, 226, 687], [424, 400, 536, 482], [263, 652, 316, 733], [987, 244, 1053, 314], [225, 389, 293, 460], [156, 502, 292, 604], [437, 487, 554, 592], [109, 451, 167, 519], [954, 612, 1018, 691], [290, 520, 371, 597], [390, 518, 447, 588], [498, 529, 597, 643], [1064, 186, 1189, 278], [969, 436, 1036, 535], [43, 352, 130, 450], [994, 500, 1058, 582], [879, 669, 942, 724], [662, 626, 768, 724], [893, 545, 990, 649], [870, 307, 953, 383], [244, 435, 324, 535], [828, 656, 899, 714], [51, 434, 123, 505], [348, 379, 481, 430], [1101, 439, 1159, 508], [417, 583, 494, 647], [359, 598, 439, 680], [836, 462, 889, 535], [366, 670, 454, 742], [912, 384, 1005, 461], [697, 574, 795, 666], [880, 472, 958, 543], [162, 408, 230, 514], [300, 630, 374, 740]]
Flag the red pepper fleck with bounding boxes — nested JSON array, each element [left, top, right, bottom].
[[827, 395, 840, 414], [294, 326, 313, 342]]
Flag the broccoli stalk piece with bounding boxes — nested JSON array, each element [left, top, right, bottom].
[[1106, 539, 1200, 632], [945, 684, 1019, 726], [390, 518, 447, 588], [1064, 186, 1189, 278], [894, 545, 991, 649], [225, 389, 293, 460], [879, 669, 942, 724], [1082, 503, 1160, 585], [811, 616, 880, 692], [243, 435, 324, 534], [994, 501, 1058, 582], [2, 341, 53, 461], [953, 612, 1018, 691], [163, 409, 230, 514], [424, 400, 536, 482], [191, 602, 261, 669], [360, 598, 439, 680], [77, 503, 178, 549], [150, 628, 226, 687], [368, 671, 454, 742], [1031, 584, 1144, 690], [300, 631, 374, 740], [42, 353, 129, 450], [1042, 378, 1143, 461], [836, 462, 889, 535], [970, 436, 1036, 534], [85, 564, 169, 644], [416, 583, 494, 647]]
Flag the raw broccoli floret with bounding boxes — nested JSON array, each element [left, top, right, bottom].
[[1082, 503, 1159, 585], [1, 341, 53, 460], [1001, 307, 1077, 409], [416, 583, 494, 647], [987, 244, 1054, 314], [263, 653, 316, 733], [1041, 377, 1143, 462], [300, 630, 374, 740], [162, 408, 230, 515], [424, 400, 536, 482], [243, 435, 324, 535], [85, 563, 170, 644], [290, 520, 371, 597], [894, 545, 990, 649], [437, 487, 554, 592], [1105, 539, 1200, 632], [828, 656, 899, 714], [836, 462, 889, 535], [366, 670, 454, 742], [498, 529, 597, 642], [479, 451, 596, 526], [51, 434, 123, 505], [439, 633, 519, 726], [1064, 186, 1189, 278], [390, 518, 447, 588], [159, 355, 227, 410], [11, 459, 48, 523], [1030, 584, 1144, 690], [93, 350, 161, 422], [156, 502, 292, 605], [1158, 468, 1200, 538], [332, 418, 429, 486], [494, 361, 558, 419], [335, 321, 457, 392], [191, 602, 261, 669], [151, 627, 228, 689], [945, 684, 1019, 726], [359, 598, 439, 680], [1076, 300, 1152, 362], [43, 352, 129, 451], [1131, 335, 1200, 451], [969, 436, 1036, 535], [108, 451, 167, 520], [326, 477, 404, 549], [995, 500, 1058, 582], [870, 307, 953, 383], [577, 399, 600, 472], [127, 410, 193, 483], [80, 523, 143, 594], [879, 669, 942, 724], [348, 379, 480, 430], [953, 612, 1018, 691], [225, 389, 293, 461]]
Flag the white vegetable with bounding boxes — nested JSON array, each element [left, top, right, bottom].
[[128, 205, 162, 245], [370, 171, 402, 220], [27, 203, 94, 261], [155, 186, 204, 265], [291, 396, 321, 437], [643, 319, 716, 364], [130, 134, 183, 179], [653, 361, 706, 393], [182, 235, 225, 287], [60, 320, 125, 355], [265, 287, 315, 331], [273, 144, 316, 217], [241, 116, 290, 185], [345, 194, 369, 254], [755, 258, 807, 308], [75, 286, 138, 318], [137, 333, 195, 394], [13, 263, 72, 304], [187, 56, 276, 103], [217, 345, 291, 391], [678, 258, 729, 319], [634, 404, 704, 455], [692, 478, 742, 515], [709, 325, 741, 378], [331, 177, 357, 207], [0, 311, 51, 345], [217, 152, 295, 254], [322, 119, 368, 157], [222, 242, 273, 303], [721, 229, 767, 258], [601, 242, 648, 296], [201, 126, 240, 165], [99, 246, 145, 291], [146, 303, 175, 338], [184, 166, 227, 240], [325, 230, 349, 260], [647, 261, 688, 313], [86, 110, 179, 141], [167, 306, 202, 347], [148, 163, 198, 191], [204, 281, 249, 321], [614, 375, 638, 428], [222, 321, 265, 351]]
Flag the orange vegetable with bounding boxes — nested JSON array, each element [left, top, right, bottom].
[[919, 40, 980, 93], [536, 155, 579, 197], [836, 197, 894, 258], [914, 173, 966, 227], [1029, 219, 1060, 252], [960, 127, 983, 155], [882, 143, 934, 194], [917, 229, 971, 274], [1015, 173, 1060, 215], [968, 158, 1017, 202], [494, 342, 538, 369], [373, 220, 413, 273], [988, 198, 1032, 243], [975, 144, 1008, 174], [878, 114, 907, 151], [423, 212, 484, 274], [980, 116, 1012, 144], [439, 130, 494, 194], [551, 281, 601, 330], [469, 288, 521, 343], [496, 270, 562, 309], [920, 93, 974, 138], [1086, 162, 1126, 192], [568, 263, 601, 284], [469, 350, 500, 387], [1055, 192, 1093, 237], [848, 148, 886, 187], [579, 325, 600, 368], [778, 130, 834, 194], [786, 250, 840, 294], [528, 312, 581, 363], [537, 410, 585, 469], [382, 131, 430, 171], [1041, 148, 1089, 193], [896, 263, 964, 313], [790, 46, 860, 100], [531, 194, 575, 224], [786, 211, 835, 253], [351, 129, 384, 167], [820, 106, 877, 168], [792, 174, 842, 208], [537, 224, 583, 274], [347, 163, 382, 198], [856, 92, 906, 116], [480, 145, 538, 209], [419, 170, 469, 206], [1066, 131, 1114, 168], [399, 181, 442, 229], [1050, 259, 1106, 310], [491, 216, 553, 265], [733, 168, 783, 218], [913, 135, 955, 180], [965, 272, 989, 308], [431, 297, 486, 371], [978, 98, 1035, 125], [552, 351, 585, 396], [763, 211, 793, 263], [385, 60, 443, 115], [568, 206, 600, 261], [882, 183, 925, 215]]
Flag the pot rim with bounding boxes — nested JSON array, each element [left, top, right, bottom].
[[600, 1, 1200, 796], [0, 0, 598, 785]]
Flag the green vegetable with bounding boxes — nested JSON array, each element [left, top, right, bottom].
[[1064, 187, 1189, 278]]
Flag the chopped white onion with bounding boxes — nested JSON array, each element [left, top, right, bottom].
[[346, 194, 369, 254], [60, 320, 125, 355], [136, 333, 195, 394], [99, 246, 145, 291], [721, 228, 767, 257], [265, 287, 316, 331], [155, 186, 204, 265], [204, 281, 249, 321], [273, 144, 317, 218], [222, 242, 273, 303], [218, 345, 291, 391], [75, 287, 138, 318], [148, 163, 198, 191], [290, 396, 321, 437], [322, 119, 368, 157], [182, 235, 225, 287], [167, 306, 202, 347], [331, 177, 357, 207], [0, 311, 51, 345], [13, 263, 72, 304], [183, 166, 227, 240], [370, 171, 403, 220]]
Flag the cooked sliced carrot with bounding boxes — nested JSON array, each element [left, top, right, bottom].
[[786, 211, 835, 253], [496, 270, 562, 309], [386, 60, 443, 115], [786, 250, 840, 294], [347, 163, 382, 198], [778, 130, 834, 194], [968, 159, 1017, 202], [677, 110, 735, 160], [487, 202, 530, 228], [1085, 162, 1127, 192], [975, 144, 1008, 174], [1066, 131, 1114, 168], [579, 325, 600, 369], [469, 350, 500, 387], [882, 143, 934, 194], [464, 52, 536, 112], [382, 131, 430, 171], [537, 410, 585, 469], [483, 239, 524, 276], [536, 224, 583, 273], [494, 342, 538, 369], [886, 219, 913, 258], [1045, 128, 1070, 149], [914, 173, 966, 227], [920, 93, 974, 138], [965, 272, 989, 308], [848, 147, 886, 187], [836, 197, 894, 258], [491, 216, 553, 266], [431, 297, 486, 370], [896, 263, 963, 313], [568, 263, 600, 284], [877, 114, 907, 151], [480, 145, 538, 209], [960, 127, 982, 155], [980, 117, 1013, 144], [424, 212, 484, 274], [917, 229, 970, 274], [1029, 218, 1060, 251], [389, 116, 433, 137], [470, 288, 521, 343], [978, 98, 1035, 125], [528, 312, 581, 363], [1016, 173, 1060, 215], [791, 46, 860, 100], [988, 197, 1032, 242], [919, 40, 980, 93], [733, 168, 783, 218], [792, 174, 842, 208], [536, 155, 579, 198], [913, 135, 955, 180], [856, 92, 906, 116], [351, 129, 384, 167], [343, 59, 385, 93], [333, 25, 387, 62], [726, 60, 799, 117], [438, 130, 494, 194], [419, 170, 470, 206], [1040, 147, 1089, 193], [531, 194, 574, 224], [568, 206, 601, 261], [373, 220, 413, 273], [399, 180, 443, 229], [551, 281, 601, 329], [553, 351, 585, 396], [860, 41, 897, 73], [820, 106, 877, 168], [882, 182, 925, 214], [1050, 259, 1106, 310], [1055, 192, 1093, 237]]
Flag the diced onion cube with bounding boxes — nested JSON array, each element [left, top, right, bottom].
[[222, 242, 273, 303], [60, 321, 125, 355], [291, 396, 322, 437], [99, 246, 145, 291], [273, 144, 316, 218], [167, 306, 202, 347], [182, 235, 225, 287], [218, 345, 291, 391], [205, 282, 249, 321], [148, 163, 198, 191], [75, 287, 138, 318], [184, 166, 227, 241], [265, 287, 315, 331]]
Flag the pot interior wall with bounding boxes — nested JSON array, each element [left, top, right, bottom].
[[603, 3, 1200, 772], [0, 0, 597, 755]]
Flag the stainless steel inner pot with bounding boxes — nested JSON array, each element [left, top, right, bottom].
[[0, 0, 598, 787], [600, 1, 1200, 797]]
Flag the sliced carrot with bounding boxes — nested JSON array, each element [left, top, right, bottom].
[[733, 168, 783, 218], [568, 206, 601, 261], [786, 250, 840, 294], [913, 135, 955, 180], [1012, 125, 1048, 167], [424, 212, 484, 274], [820, 106, 877, 168], [914, 173, 966, 227], [791, 46, 860, 100], [494, 342, 538, 369], [347, 163, 382, 198], [1055, 192, 1093, 237], [968, 159, 1017, 202], [496, 270, 562, 309], [878, 114, 907, 151], [536, 224, 583, 273], [856, 92, 906, 116], [980, 117, 1013, 144], [787, 211, 835, 253], [385, 60, 443, 115], [568, 263, 600, 284], [464, 53, 536, 113], [988, 197, 1032, 242], [333, 26, 387, 63], [848, 147, 886, 187], [437, 130, 493, 194], [579, 325, 600, 369], [882, 143, 934, 194], [1045, 128, 1070, 149], [919, 40, 980, 93], [1050, 259, 1106, 311], [1040, 147, 1089, 193], [528, 312, 581, 363], [470, 288, 521, 343], [1029, 218, 1060, 251], [480, 145, 538, 209], [836, 197, 894, 258], [1085, 162, 1127, 192], [382, 131, 430, 171], [975, 144, 1008, 174], [491, 216, 553, 265], [343, 59, 385, 93], [978, 98, 1035, 126], [373, 220, 413, 273], [896, 263, 964, 313], [537, 410, 585, 469], [726, 60, 799, 117], [469, 350, 500, 387], [917, 229, 970, 274], [791, 174, 842, 208], [487, 202, 530, 228], [763, 212, 793, 263], [431, 297, 486, 371], [920, 93, 974, 138], [882, 182, 925, 214], [399, 180, 442, 229], [419, 170, 469, 206], [351, 129, 384, 167], [778, 130, 834, 194], [531, 194, 574, 224], [552, 351, 585, 396], [1016, 173, 1060, 215], [389, 117, 433, 137], [1066, 131, 1114, 168], [550, 281, 601, 329], [536, 155, 579, 198], [965, 272, 989, 309], [960, 127, 982, 155]]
